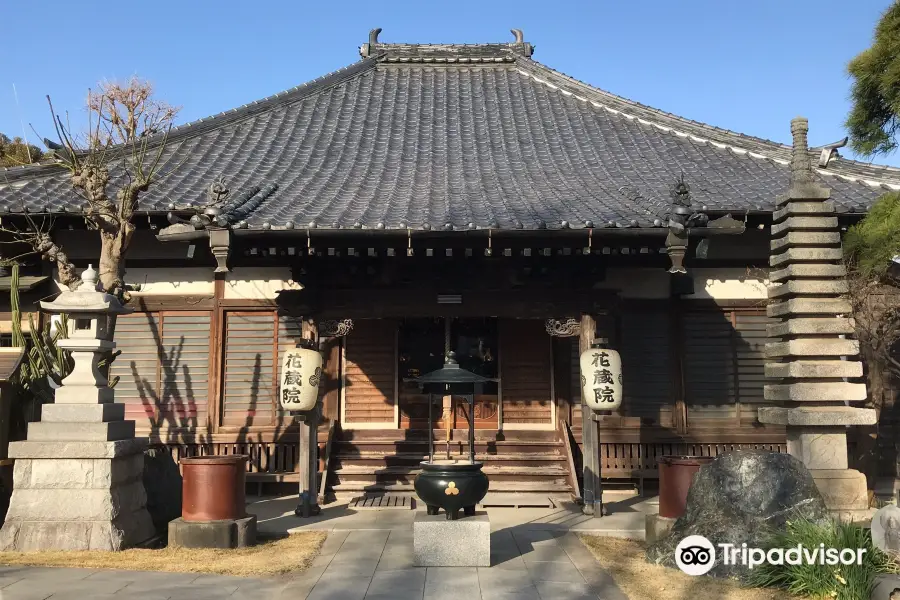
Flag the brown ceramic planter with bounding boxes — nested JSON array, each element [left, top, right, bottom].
[[181, 455, 248, 522], [657, 455, 714, 519]]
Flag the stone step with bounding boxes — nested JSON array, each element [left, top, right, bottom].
[[770, 231, 841, 252], [758, 406, 876, 427], [771, 216, 838, 236], [767, 317, 856, 338], [40, 403, 125, 423], [768, 279, 849, 299], [764, 339, 859, 359], [770, 263, 847, 283], [770, 247, 844, 268], [767, 298, 852, 318], [26, 420, 135, 442], [765, 360, 864, 379], [764, 382, 868, 402], [772, 201, 836, 223]]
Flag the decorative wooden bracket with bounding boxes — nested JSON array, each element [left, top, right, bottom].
[[545, 318, 581, 337], [319, 319, 354, 337]]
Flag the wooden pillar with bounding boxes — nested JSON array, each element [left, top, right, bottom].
[[296, 318, 321, 517], [579, 314, 603, 516]]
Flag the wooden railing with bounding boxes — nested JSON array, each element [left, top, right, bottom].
[[599, 441, 787, 480]]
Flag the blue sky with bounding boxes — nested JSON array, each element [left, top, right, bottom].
[[1, 0, 896, 165]]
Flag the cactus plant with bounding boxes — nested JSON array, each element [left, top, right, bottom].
[[7, 263, 72, 431]]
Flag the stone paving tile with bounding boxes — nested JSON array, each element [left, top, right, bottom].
[[2, 576, 130, 596], [489, 554, 527, 570], [533, 580, 598, 600], [82, 569, 197, 584], [322, 558, 380, 578], [481, 589, 542, 600], [0, 588, 55, 600], [305, 574, 371, 600], [365, 567, 426, 597], [521, 547, 574, 563], [6, 567, 98, 581], [525, 560, 586, 583], [424, 567, 480, 600], [477, 566, 538, 592], [276, 566, 327, 599], [46, 594, 169, 600]]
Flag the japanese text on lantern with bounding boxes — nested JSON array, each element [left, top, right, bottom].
[[279, 347, 322, 411], [579, 348, 623, 411]]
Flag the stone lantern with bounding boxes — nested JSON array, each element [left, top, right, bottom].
[[0, 265, 155, 551], [44, 266, 132, 405]]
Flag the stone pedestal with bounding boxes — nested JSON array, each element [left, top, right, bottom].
[[413, 512, 490, 566], [168, 516, 256, 549], [759, 119, 876, 520], [0, 266, 154, 551]]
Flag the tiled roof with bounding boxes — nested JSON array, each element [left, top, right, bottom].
[[2, 31, 898, 232]]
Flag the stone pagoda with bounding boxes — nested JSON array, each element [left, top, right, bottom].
[[0, 266, 155, 550], [759, 117, 876, 521]]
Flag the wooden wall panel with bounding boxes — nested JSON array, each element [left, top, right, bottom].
[[111, 311, 211, 431], [618, 308, 674, 427], [682, 307, 773, 429], [343, 319, 397, 424], [499, 319, 553, 426], [221, 313, 277, 428]]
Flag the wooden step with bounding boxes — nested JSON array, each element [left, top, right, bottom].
[[332, 465, 568, 486], [331, 480, 572, 495], [338, 429, 558, 442], [332, 452, 566, 469], [333, 439, 563, 454]]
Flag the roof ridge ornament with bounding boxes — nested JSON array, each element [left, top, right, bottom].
[[360, 27, 383, 58], [511, 29, 524, 44]]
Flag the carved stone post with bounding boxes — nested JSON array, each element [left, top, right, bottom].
[[759, 117, 875, 522]]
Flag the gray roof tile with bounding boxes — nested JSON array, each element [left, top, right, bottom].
[[1, 37, 898, 231]]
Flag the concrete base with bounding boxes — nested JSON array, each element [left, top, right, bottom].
[[644, 513, 676, 545], [413, 512, 490, 566], [168, 515, 257, 549]]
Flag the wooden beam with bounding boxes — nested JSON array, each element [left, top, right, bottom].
[[578, 314, 602, 516]]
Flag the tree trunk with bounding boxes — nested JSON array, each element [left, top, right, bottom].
[[98, 230, 126, 296]]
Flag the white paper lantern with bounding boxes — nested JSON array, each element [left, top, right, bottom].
[[579, 347, 623, 412], [279, 346, 323, 411]]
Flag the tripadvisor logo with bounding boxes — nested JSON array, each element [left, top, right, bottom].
[[674, 535, 866, 576]]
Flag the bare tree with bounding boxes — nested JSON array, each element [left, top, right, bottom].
[[1, 77, 179, 301]]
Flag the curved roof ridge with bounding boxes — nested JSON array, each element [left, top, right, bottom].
[[515, 56, 900, 189]]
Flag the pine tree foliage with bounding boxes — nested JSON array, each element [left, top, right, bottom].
[[847, 2, 900, 156], [844, 191, 900, 279]]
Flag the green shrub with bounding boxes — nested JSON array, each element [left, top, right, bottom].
[[844, 191, 900, 280], [746, 516, 898, 600]]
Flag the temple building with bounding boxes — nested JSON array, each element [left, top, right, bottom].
[[0, 29, 898, 504]]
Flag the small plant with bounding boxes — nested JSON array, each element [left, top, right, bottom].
[[746, 516, 898, 600], [6, 263, 73, 435]]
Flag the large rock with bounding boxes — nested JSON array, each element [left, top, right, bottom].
[[142, 447, 183, 533], [646, 450, 828, 581]]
